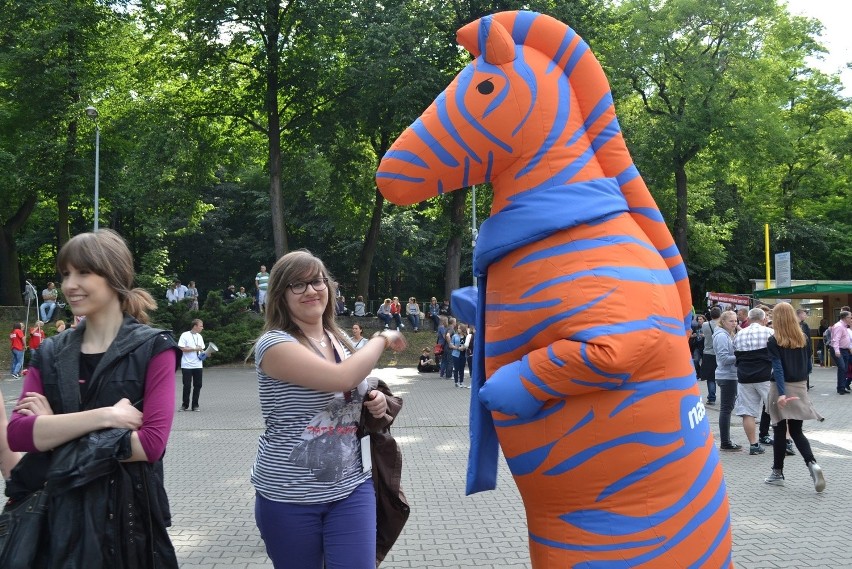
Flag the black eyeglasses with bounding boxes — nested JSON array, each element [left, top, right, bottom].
[[287, 277, 329, 294]]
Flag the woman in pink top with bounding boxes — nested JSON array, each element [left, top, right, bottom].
[[6, 230, 181, 568]]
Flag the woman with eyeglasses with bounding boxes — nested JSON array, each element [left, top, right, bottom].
[[250, 250, 406, 568]]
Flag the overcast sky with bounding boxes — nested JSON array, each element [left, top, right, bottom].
[[784, 0, 851, 94]]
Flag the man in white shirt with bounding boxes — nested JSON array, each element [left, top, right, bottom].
[[39, 282, 59, 322], [178, 319, 208, 411], [256, 264, 270, 315], [166, 280, 185, 305]]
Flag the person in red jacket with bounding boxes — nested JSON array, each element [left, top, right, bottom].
[[9, 322, 24, 378], [28, 320, 45, 358], [390, 296, 405, 330]]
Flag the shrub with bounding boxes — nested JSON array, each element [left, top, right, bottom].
[[150, 292, 263, 364]]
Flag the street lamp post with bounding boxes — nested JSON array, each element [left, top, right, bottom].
[[85, 106, 100, 231], [471, 185, 478, 288]]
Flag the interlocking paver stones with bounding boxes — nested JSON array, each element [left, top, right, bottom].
[[3, 363, 850, 568]]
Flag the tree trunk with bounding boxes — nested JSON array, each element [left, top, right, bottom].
[[266, 3, 288, 259], [357, 188, 385, 300], [0, 194, 38, 305], [444, 190, 466, 298], [674, 162, 689, 264], [268, 121, 288, 259]]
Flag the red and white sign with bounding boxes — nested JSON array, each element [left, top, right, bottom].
[[707, 292, 751, 307]]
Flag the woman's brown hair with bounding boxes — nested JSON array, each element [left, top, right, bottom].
[[771, 302, 806, 349], [56, 230, 156, 324], [261, 250, 354, 352]]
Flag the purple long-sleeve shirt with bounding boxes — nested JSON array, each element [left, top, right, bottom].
[[7, 349, 177, 462]]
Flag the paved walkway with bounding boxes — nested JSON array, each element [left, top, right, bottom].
[[3, 365, 851, 568]]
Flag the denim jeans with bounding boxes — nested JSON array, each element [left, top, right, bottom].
[[407, 313, 420, 330], [706, 379, 717, 403], [440, 350, 451, 377], [835, 348, 850, 392], [453, 354, 465, 384], [10, 349, 23, 375], [255, 479, 376, 569], [717, 379, 738, 445], [391, 313, 403, 329], [39, 301, 57, 322]]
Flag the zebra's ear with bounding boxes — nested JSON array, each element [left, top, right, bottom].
[[457, 16, 516, 65]]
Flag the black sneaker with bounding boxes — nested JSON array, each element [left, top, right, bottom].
[[191, 407, 200, 411], [705, 399, 716, 405], [749, 443, 765, 455], [759, 435, 773, 445], [720, 442, 742, 451], [179, 407, 188, 412], [785, 439, 795, 456]]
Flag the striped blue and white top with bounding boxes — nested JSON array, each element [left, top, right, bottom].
[[251, 330, 371, 503]]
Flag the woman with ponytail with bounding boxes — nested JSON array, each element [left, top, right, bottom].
[[7, 229, 181, 567]]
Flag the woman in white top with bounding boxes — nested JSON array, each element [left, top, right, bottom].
[[251, 250, 405, 568], [351, 322, 368, 350], [406, 297, 421, 331]]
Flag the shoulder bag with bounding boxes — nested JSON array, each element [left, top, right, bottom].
[[0, 459, 50, 569], [359, 378, 410, 566]]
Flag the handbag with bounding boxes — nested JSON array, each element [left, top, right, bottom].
[[0, 487, 49, 569], [433, 342, 444, 355], [359, 379, 409, 566]]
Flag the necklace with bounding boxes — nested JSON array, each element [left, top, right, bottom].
[[304, 331, 327, 348]]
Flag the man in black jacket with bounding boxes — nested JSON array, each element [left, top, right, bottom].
[[733, 308, 774, 456]]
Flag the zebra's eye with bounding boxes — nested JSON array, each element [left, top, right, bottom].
[[476, 79, 494, 95]]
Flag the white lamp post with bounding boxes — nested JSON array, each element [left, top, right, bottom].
[[471, 185, 478, 288], [85, 106, 100, 231]]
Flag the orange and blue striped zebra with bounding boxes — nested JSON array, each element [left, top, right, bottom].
[[375, 10, 733, 568]]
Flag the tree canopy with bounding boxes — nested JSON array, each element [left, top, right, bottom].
[[0, 0, 849, 307]]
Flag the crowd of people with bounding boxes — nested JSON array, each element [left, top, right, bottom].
[[691, 301, 826, 492], [2, 240, 412, 567], [3, 233, 842, 566]]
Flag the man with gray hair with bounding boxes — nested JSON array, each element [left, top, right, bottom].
[[733, 307, 774, 455]]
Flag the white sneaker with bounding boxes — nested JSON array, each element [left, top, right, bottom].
[[807, 461, 826, 493]]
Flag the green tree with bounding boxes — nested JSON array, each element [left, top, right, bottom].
[[0, 0, 139, 303], [601, 0, 785, 264], [139, 0, 362, 260]]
